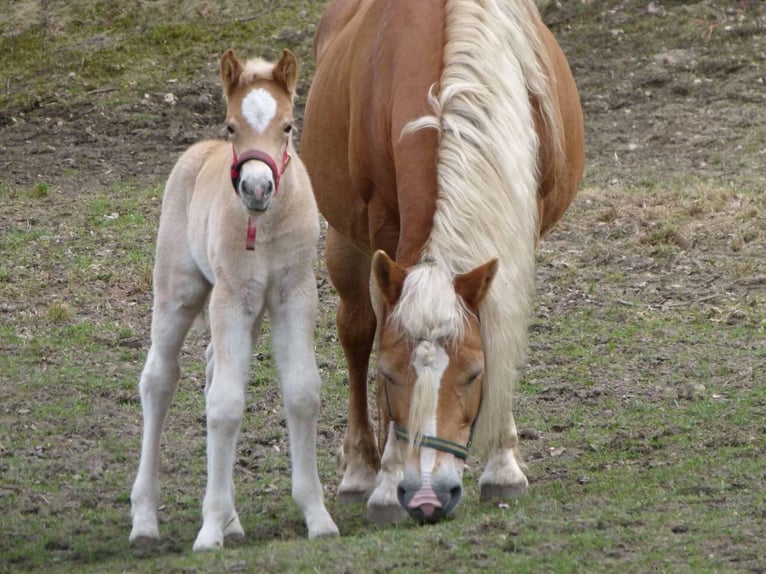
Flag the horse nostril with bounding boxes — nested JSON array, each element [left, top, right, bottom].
[[397, 485, 407, 505], [267, 180, 274, 193], [449, 486, 462, 503]]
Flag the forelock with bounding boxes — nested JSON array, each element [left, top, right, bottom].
[[240, 58, 275, 85], [389, 262, 468, 342]]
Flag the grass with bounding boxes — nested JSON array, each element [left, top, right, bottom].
[[1, 1, 765, 573], [1, 173, 763, 573]]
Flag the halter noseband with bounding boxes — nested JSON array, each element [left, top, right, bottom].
[[230, 143, 291, 250], [382, 368, 479, 461]]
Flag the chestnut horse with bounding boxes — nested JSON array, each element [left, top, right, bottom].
[[301, 0, 584, 523], [129, 49, 338, 550]]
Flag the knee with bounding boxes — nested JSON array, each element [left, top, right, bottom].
[[206, 389, 245, 431], [284, 385, 320, 420], [139, 355, 179, 399]]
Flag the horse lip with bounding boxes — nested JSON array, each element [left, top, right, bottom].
[[243, 195, 272, 213]]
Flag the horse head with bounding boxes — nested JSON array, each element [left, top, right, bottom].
[[220, 49, 297, 213], [372, 250, 497, 522]]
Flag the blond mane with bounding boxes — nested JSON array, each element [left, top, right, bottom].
[[401, 0, 559, 455]]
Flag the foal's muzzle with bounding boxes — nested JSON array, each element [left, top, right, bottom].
[[239, 172, 275, 212]]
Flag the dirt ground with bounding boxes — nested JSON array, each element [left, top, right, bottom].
[[2, 0, 765, 193], [3, 0, 763, 336]]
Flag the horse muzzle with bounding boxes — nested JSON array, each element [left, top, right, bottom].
[[238, 175, 274, 212], [397, 475, 463, 523]]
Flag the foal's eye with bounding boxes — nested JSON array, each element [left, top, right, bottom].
[[224, 123, 235, 139], [283, 123, 294, 135]]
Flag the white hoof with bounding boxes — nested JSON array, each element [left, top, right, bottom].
[[307, 514, 340, 539], [367, 478, 407, 524], [223, 513, 245, 543], [193, 523, 224, 552], [479, 447, 529, 502], [129, 518, 159, 549]]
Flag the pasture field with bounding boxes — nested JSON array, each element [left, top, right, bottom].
[[1, 1, 764, 572]]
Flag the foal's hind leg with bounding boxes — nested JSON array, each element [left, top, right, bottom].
[[130, 269, 209, 547], [269, 269, 338, 538], [326, 228, 379, 502]]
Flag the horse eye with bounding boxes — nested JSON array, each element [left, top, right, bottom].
[[284, 123, 294, 134], [224, 123, 235, 138], [465, 370, 483, 386]]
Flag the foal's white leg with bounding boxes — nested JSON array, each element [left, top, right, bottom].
[[269, 275, 339, 538], [130, 291, 207, 547], [199, 310, 264, 545], [193, 287, 254, 552]]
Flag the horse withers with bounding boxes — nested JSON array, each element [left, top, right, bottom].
[[129, 49, 338, 551], [301, 0, 585, 523]]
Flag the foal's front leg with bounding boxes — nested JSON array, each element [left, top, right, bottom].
[[269, 274, 339, 538], [193, 286, 253, 552]]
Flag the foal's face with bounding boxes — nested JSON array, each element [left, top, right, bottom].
[[373, 251, 497, 523], [220, 49, 297, 212]]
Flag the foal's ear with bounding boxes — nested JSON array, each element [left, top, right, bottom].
[[273, 49, 299, 97], [220, 49, 244, 97], [454, 258, 498, 315], [372, 250, 407, 307]]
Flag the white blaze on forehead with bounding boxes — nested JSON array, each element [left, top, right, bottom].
[[241, 88, 277, 133], [412, 341, 449, 474]]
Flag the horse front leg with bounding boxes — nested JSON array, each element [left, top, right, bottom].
[[478, 420, 529, 501], [476, 303, 529, 502], [130, 271, 208, 547], [193, 287, 252, 552], [269, 274, 338, 538], [326, 228, 380, 502]]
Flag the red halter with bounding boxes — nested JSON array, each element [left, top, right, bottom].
[[230, 143, 291, 250]]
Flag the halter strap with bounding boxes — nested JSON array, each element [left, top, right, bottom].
[[230, 142, 292, 250], [382, 370, 479, 461]]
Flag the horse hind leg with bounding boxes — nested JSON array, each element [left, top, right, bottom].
[[326, 228, 380, 502], [130, 275, 209, 548]]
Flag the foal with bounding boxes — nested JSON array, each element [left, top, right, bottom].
[[129, 49, 338, 551]]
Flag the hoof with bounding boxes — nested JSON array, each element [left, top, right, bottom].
[[308, 523, 340, 539], [480, 481, 528, 502], [367, 503, 408, 525], [129, 533, 159, 550], [337, 489, 371, 504], [193, 524, 224, 552], [223, 514, 245, 544]]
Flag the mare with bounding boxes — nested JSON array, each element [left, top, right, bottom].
[[301, 0, 585, 523], [129, 49, 338, 550]]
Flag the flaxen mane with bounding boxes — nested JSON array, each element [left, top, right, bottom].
[[399, 0, 564, 453]]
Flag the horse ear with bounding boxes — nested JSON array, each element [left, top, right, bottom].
[[273, 49, 298, 97], [454, 258, 498, 314], [372, 250, 407, 307], [220, 49, 243, 97]]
